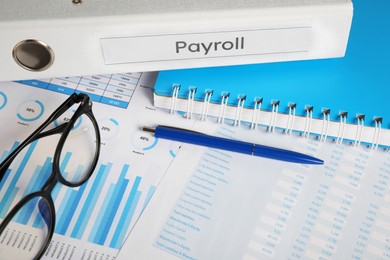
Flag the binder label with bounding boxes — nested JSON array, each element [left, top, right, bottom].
[[175, 37, 244, 56], [100, 27, 311, 65]]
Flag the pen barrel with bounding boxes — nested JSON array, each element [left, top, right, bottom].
[[252, 145, 316, 164], [155, 126, 323, 165], [155, 126, 253, 155]]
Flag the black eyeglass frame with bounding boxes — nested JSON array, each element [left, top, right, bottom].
[[0, 93, 101, 259]]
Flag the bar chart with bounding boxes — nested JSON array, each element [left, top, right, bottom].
[[0, 138, 156, 250], [0, 72, 191, 259]]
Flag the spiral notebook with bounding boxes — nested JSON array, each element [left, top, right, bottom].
[[153, 0, 390, 149]]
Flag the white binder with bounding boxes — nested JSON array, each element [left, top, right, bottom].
[[0, 0, 353, 81]]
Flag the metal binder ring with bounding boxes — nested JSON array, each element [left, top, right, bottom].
[[12, 39, 54, 72]]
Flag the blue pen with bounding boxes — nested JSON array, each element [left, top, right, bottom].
[[143, 125, 324, 165]]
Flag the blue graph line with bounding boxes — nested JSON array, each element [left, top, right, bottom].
[[16, 157, 52, 224], [0, 141, 38, 218], [97, 179, 128, 245], [143, 137, 158, 151], [110, 176, 142, 248], [33, 153, 71, 229], [93, 164, 130, 245], [72, 163, 111, 239], [56, 183, 87, 235], [142, 185, 156, 212], [0, 138, 157, 250]]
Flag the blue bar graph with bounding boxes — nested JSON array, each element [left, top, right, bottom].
[[15, 157, 52, 224], [71, 163, 111, 239], [1, 138, 154, 250], [90, 164, 130, 245], [32, 152, 73, 229], [0, 140, 38, 218], [110, 175, 142, 248], [98, 179, 128, 244], [0, 140, 18, 189], [0, 169, 11, 190], [0, 141, 20, 162], [32, 153, 69, 229], [142, 185, 156, 212], [55, 183, 87, 235], [22, 157, 52, 196]]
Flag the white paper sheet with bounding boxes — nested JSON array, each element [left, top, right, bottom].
[[118, 120, 390, 259], [0, 72, 195, 259]]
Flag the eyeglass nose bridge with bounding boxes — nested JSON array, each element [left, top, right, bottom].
[[40, 171, 61, 194]]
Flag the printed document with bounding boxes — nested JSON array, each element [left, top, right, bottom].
[[0, 72, 194, 259], [118, 121, 390, 259]]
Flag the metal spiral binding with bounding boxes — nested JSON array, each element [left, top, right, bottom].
[[201, 90, 213, 121], [218, 92, 230, 124], [170, 84, 180, 114], [250, 98, 263, 129], [320, 108, 331, 142], [285, 103, 296, 135], [234, 95, 246, 126], [354, 114, 365, 147], [186, 87, 197, 119], [169, 86, 384, 149], [372, 117, 382, 150], [336, 111, 348, 144], [303, 106, 313, 138], [268, 100, 280, 133]]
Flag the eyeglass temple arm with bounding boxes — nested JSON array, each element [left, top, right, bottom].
[[0, 123, 68, 183], [45, 93, 84, 123], [0, 94, 83, 183], [0, 161, 11, 183]]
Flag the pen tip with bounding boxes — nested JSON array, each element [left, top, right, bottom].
[[142, 126, 155, 133], [312, 158, 324, 165]]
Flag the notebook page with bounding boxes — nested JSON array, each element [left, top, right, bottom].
[[117, 122, 390, 259]]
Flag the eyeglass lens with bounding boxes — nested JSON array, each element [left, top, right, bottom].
[[59, 113, 98, 184], [0, 96, 99, 259], [0, 196, 52, 259]]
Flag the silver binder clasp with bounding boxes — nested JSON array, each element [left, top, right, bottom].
[[12, 39, 54, 72]]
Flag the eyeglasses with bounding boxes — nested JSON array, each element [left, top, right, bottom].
[[0, 93, 101, 259]]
